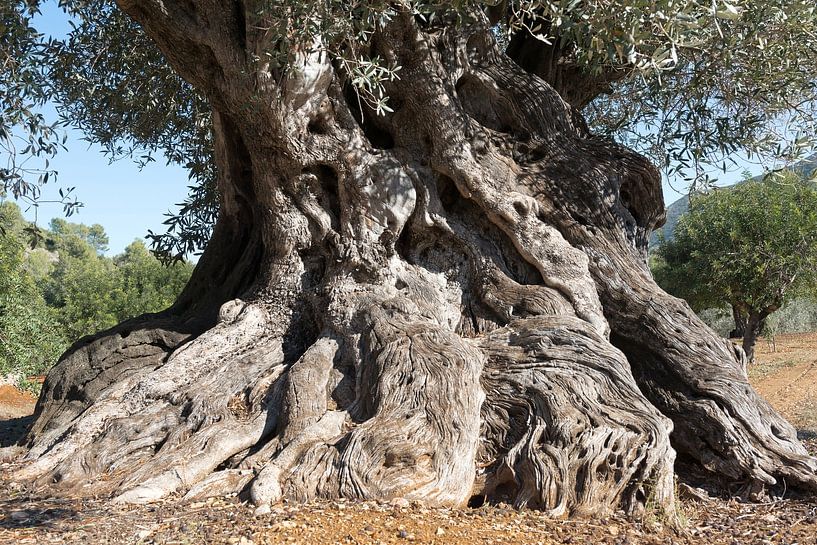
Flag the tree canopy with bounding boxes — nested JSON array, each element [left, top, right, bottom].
[[653, 171, 817, 360], [2, 0, 817, 259]]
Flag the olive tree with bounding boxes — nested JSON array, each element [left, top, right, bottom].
[[3, 0, 817, 516], [654, 172, 817, 361], [0, 206, 66, 389]]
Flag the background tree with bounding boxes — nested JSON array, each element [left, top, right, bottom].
[[0, 203, 67, 391], [653, 171, 817, 361], [0, 200, 193, 388], [44, 244, 122, 339], [38, 219, 194, 342], [3, 0, 817, 516], [0, 236, 66, 391], [46, 218, 110, 254], [113, 240, 194, 320]]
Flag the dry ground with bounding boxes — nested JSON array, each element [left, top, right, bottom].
[[1, 334, 817, 545], [750, 332, 817, 439]]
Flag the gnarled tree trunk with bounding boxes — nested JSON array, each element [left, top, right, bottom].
[[7, 3, 817, 517]]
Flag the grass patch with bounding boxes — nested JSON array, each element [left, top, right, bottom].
[[748, 359, 797, 380], [794, 406, 817, 434]]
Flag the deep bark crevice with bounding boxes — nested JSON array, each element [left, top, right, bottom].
[[342, 84, 396, 150], [455, 74, 521, 135], [505, 27, 627, 109]]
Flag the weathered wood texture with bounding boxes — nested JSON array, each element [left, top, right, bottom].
[[8, 3, 816, 516]]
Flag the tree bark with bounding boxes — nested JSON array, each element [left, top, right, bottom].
[[8, 4, 816, 515], [742, 311, 766, 363], [730, 303, 747, 339]]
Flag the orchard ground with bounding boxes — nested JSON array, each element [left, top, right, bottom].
[[1, 335, 816, 545]]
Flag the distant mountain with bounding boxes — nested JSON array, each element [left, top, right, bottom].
[[649, 193, 690, 248], [649, 155, 817, 248]]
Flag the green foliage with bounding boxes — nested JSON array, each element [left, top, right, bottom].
[[47, 217, 109, 254], [768, 297, 817, 334], [1, 0, 60, 198], [44, 0, 217, 262], [113, 240, 193, 319], [0, 200, 193, 389], [696, 307, 733, 338], [44, 242, 122, 340], [0, 0, 82, 215], [0, 206, 66, 388], [654, 171, 817, 324], [0, 200, 28, 236], [42, 226, 193, 342]]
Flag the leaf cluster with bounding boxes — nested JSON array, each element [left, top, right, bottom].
[[653, 171, 817, 316], [46, 0, 217, 262], [0, 0, 74, 212], [585, 1, 817, 189]]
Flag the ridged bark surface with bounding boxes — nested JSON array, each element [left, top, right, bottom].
[[5, 3, 816, 517]]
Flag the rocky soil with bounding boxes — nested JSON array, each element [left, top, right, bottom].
[[1, 334, 816, 545]]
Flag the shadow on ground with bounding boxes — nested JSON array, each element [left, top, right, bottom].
[[0, 416, 33, 448], [798, 429, 817, 441], [0, 506, 80, 530]]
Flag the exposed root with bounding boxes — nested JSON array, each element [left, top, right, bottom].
[[183, 469, 255, 502], [478, 316, 675, 517], [602, 275, 817, 494], [114, 419, 263, 503], [279, 337, 340, 444], [250, 410, 347, 506], [17, 301, 285, 501], [25, 318, 194, 453], [250, 295, 485, 507]]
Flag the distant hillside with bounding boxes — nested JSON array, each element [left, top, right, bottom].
[[650, 155, 817, 248]]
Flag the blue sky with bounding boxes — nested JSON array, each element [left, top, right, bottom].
[[17, 3, 191, 256], [16, 2, 763, 256], [17, 113, 191, 255]]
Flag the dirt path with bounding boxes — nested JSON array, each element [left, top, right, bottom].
[[751, 333, 817, 435], [1, 336, 816, 544], [0, 489, 815, 545], [0, 385, 36, 420]]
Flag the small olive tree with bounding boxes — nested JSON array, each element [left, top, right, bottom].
[[654, 171, 817, 361]]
